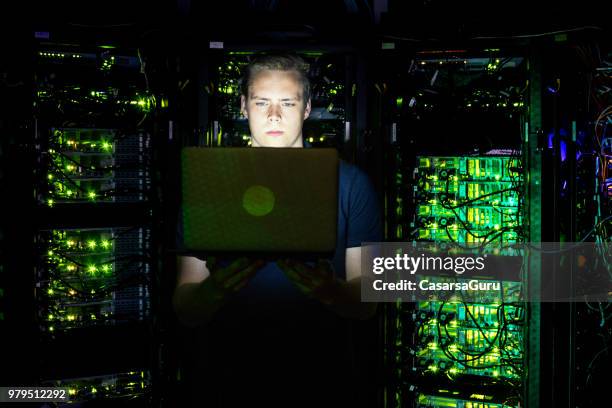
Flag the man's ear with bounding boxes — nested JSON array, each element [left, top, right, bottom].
[[240, 95, 248, 119], [303, 99, 311, 120]]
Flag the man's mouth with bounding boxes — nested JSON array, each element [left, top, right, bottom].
[[266, 131, 284, 136]]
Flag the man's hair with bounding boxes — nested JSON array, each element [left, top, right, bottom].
[[240, 53, 311, 104]]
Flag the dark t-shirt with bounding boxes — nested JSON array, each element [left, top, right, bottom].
[[176, 160, 382, 407]]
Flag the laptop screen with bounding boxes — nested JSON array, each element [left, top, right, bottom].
[[181, 147, 338, 254]]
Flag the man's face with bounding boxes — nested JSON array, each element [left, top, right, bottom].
[[241, 70, 311, 148]]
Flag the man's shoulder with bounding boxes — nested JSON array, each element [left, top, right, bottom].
[[339, 159, 372, 187]]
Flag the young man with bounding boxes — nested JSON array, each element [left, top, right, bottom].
[[174, 53, 382, 407]]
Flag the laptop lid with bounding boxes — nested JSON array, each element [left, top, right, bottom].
[[181, 147, 338, 255]]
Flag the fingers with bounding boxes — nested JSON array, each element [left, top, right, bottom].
[[211, 258, 265, 293], [279, 259, 333, 285], [278, 259, 323, 296], [223, 261, 263, 290], [279, 263, 312, 294]]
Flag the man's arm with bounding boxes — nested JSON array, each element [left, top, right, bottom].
[[319, 247, 377, 320], [173, 255, 263, 327], [172, 256, 220, 327]]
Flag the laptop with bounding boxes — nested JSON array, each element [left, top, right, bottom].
[[181, 147, 338, 256]]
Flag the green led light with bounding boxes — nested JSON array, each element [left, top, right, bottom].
[[102, 265, 111, 273], [87, 240, 97, 249], [47, 250, 53, 256], [48, 313, 54, 320], [102, 142, 112, 151], [101, 240, 110, 249], [47, 199, 54, 207], [87, 265, 97, 274], [88, 192, 96, 200], [48, 173, 53, 180], [302, 51, 323, 57], [47, 288, 54, 295]]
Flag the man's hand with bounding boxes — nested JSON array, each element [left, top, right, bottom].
[[278, 257, 377, 320], [173, 256, 265, 327], [207, 257, 265, 296], [277, 259, 339, 305]]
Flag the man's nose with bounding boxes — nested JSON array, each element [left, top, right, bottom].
[[267, 104, 281, 122]]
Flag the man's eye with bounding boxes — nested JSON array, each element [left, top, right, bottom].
[[255, 102, 267, 107], [282, 103, 296, 107]]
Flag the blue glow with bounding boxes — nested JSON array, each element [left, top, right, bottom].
[[548, 129, 568, 162]]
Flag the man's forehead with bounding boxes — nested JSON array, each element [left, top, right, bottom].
[[248, 70, 303, 98], [250, 94, 301, 100]]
